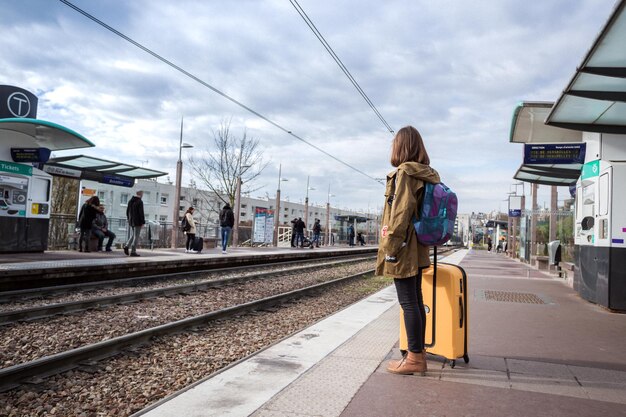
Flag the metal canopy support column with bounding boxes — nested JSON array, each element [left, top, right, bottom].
[[530, 184, 538, 263], [550, 186, 558, 243]]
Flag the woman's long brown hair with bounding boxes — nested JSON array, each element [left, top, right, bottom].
[[390, 125, 430, 167]]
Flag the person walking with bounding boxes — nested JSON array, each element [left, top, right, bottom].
[[92, 204, 116, 252], [312, 218, 322, 248], [183, 206, 197, 253], [219, 203, 234, 254], [376, 125, 440, 376], [124, 190, 145, 257], [78, 196, 100, 253], [294, 217, 305, 248]]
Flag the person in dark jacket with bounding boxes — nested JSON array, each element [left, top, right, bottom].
[[290, 217, 298, 247], [78, 196, 100, 252], [312, 218, 322, 248], [294, 217, 305, 248], [92, 204, 116, 252], [124, 191, 145, 256], [348, 224, 356, 247], [219, 203, 234, 254]]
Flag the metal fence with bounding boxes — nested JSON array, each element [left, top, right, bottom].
[[48, 214, 255, 250]]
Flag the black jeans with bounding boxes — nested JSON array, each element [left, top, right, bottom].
[[393, 269, 426, 353], [186, 233, 196, 250]]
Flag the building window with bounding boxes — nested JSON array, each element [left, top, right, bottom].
[[241, 212, 246, 217], [120, 193, 129, 204], [161, 194, 168, 205], [193, 198, 199, 207], [143, 191, 151, 202], [159, 215, 167, 223], [97, 191, 106, 201]]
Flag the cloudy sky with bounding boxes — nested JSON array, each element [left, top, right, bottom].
[[1, 0, 618, 214]]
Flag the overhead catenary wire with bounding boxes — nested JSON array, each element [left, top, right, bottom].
[[288, 0, 394, 135], [58, 0, 383, 185]]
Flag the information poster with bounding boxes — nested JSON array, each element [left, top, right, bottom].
[[0, 160, 31, 217], [253, 207, 267, 243], [264, 210, 274, 244]]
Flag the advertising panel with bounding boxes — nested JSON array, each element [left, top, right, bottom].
[[0, 160, 30, 218], [253, 207, 267, 243]]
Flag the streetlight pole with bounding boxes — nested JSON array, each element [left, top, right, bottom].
[[274, 164, 288, 247], [232, 163, 251, 247], [304, 176, 315, 233], [171, 118, 193, 249], [326, 183, 335, 246]]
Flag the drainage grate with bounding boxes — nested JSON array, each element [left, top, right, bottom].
[[476, 290, 551, 304]]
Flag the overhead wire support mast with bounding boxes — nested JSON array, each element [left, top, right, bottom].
[[58, 0, 383, 185], [289, 0, 394, 135]]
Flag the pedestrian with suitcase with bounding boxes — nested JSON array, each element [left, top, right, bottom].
[[182, 207, 198, 253], [376, 125, 440, 376]]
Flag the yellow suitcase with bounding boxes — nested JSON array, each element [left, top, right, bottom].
[[399, 253, 469, 367]]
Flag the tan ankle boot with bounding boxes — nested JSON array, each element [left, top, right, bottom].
[[387, 351, 427, 376]]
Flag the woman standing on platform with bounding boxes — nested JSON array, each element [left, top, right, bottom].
[[376, 126, 440, 376], [184, 206, 197, 253]]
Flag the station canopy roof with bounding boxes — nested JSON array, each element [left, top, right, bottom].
[[45, 155, 167, 180], [545, 0, 626, 134], [0, 118, 94, 150], [510, 102, 584, 186]]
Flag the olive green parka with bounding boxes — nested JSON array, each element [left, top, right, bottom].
[[375, 162, 440, 279]]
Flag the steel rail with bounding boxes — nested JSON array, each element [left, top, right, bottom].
[[0, 269, 375, 392], [0, 257, 375, 325], [0, 254, 375, 303]]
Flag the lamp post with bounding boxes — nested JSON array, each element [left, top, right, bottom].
[[232, 164, 251, 247], [326, 184, 335, 246], [304, 175, 315, 232], [273, 164, 288, 246], [171, 118, 194, 249]]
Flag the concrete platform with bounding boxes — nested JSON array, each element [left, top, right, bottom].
[[0, 245, 376, 291], [134, 249, 626, 417]]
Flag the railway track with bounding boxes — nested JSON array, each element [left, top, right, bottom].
[[0, 256, 375, 322], [0, 268, 374, 392]]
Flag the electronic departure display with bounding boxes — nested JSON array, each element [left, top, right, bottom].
[[523, 143, 586, 165]]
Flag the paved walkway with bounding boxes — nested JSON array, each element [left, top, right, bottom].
[[134, 249, 626, 417]]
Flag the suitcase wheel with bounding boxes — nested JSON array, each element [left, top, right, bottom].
[[450, 360, 456, 368], [463, 354, 469, 364]]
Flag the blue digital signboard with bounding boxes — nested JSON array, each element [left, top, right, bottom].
[[523, 143, 586, 165]]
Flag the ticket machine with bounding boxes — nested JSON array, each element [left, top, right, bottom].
[[574, 133, 626, 311], [0, 85, 94, 252], [0, 161, 52, 251]]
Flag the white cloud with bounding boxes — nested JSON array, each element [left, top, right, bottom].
[[0, 0, 617, 214]]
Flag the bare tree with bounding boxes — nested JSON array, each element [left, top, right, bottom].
[[188, 119, 268, 208]]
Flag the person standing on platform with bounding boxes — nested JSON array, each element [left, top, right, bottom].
[[219, 203, 234, 254], [487, 237, 493, 252], [78, 196, 100, 253], [183, 206, 197, 253], [294, 217, 305, 248], [376, 125, 440, 376], [92, 204, 116, 252], [348, 224, 355, 246], [124, 190, 145, 257], [312, 218, 322, 248]]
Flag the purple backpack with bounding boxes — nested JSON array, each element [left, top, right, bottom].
[[413, 182, 458, 246]]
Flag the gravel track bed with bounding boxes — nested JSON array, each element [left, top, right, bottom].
[[0, 257, 373, 313], [0, 274, 392, 417], [0, 261, 374, 368]]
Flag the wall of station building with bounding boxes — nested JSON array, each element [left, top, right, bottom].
[[78, 178, 379, 235]]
